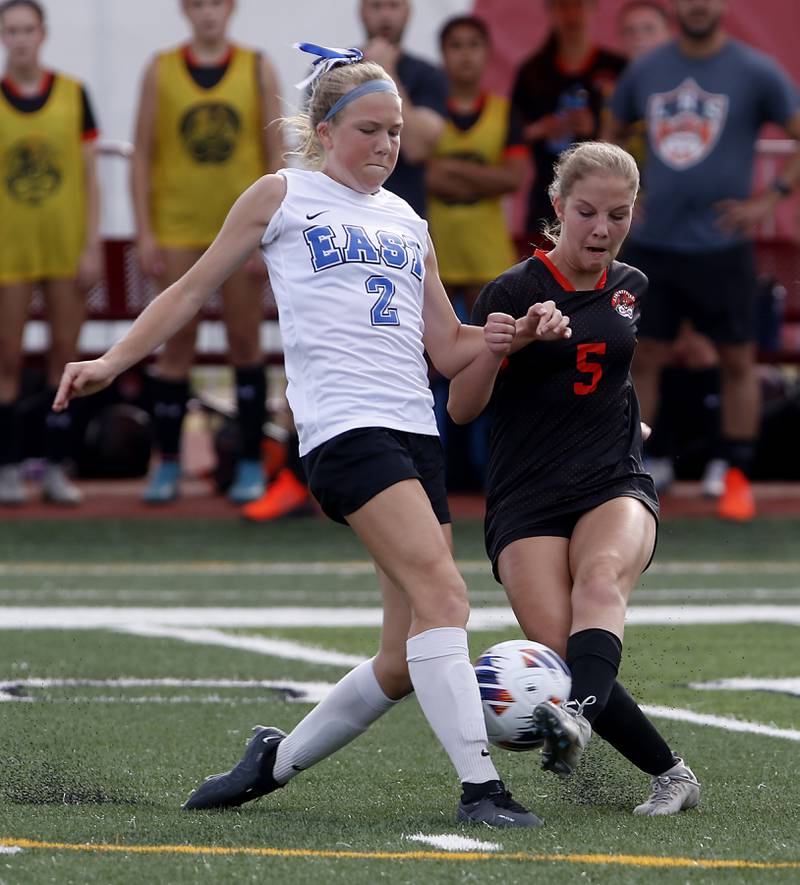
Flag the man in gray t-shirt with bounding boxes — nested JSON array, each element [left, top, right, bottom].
[[603, 0, 800, 521]]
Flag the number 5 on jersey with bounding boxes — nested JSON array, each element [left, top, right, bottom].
[[574, 342, 606, 395]]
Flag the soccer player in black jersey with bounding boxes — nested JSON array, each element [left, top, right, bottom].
[[449, 142, 701, 816]]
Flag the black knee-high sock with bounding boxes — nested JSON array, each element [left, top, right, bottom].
[[566, 629, 622, 724], [722, 437, 757, 477], [150, 376, 189, 458], [234, 364, 266, 461], [0, 400, 21, 465], [592, 681, 675, 776], [44, 388, 74, 463]]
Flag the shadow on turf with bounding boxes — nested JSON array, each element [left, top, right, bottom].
[[1, 759, 147, 807]]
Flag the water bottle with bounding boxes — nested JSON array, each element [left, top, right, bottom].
[[547, 86, 590, 155]]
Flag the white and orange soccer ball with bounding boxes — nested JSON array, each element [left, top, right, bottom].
[[474, 639, 572, 751]]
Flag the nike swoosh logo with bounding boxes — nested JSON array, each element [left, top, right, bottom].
[[480, 749, 491, 757], [292, 764, 305, 771], [305, 210, 328, 220]]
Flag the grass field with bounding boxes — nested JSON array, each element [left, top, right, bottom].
[[1, 516, 799, 884]]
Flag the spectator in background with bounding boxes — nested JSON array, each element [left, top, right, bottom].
[[132, 0, 284, 505], [615, 1, 672, 179], [427, 15, 527, 316], [425, 15, 528, 491], [359, 0, 447, 216], [617, 1, 725, 500], [511, 0, 626, 237], [617, 0, 672, 62], [0, 0, 101, 506], [604, 0, 800, 520]]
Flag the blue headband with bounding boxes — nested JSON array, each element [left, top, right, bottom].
[[322, 79, 398, 122]]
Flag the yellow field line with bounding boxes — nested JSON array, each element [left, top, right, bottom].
[[2, 838, 799, 869]]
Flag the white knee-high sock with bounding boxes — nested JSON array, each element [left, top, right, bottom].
[[406, 626, 499, 785], [272, 658, 398, 784]]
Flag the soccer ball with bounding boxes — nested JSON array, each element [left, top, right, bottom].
[[474, 639, 572, 751]]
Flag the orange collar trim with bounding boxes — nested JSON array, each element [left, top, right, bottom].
[[446, 92, 487, 116], [182, 44, 233, 69], [2, 70, 53, 98], [534, 248, 607, 291]]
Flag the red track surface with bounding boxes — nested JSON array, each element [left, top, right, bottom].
[[2, 479, 799, 521]]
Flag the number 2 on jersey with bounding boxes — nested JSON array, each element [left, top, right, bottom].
[[574, 342, 606, 395], [367, 275, 399, 326]]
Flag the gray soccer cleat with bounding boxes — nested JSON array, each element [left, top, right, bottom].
[[634, 757, 700, 816], [182, 725, 286, 810], [533, 696, 595, 778], [0, 464, 27, 506], [42, 462, 83, 505], [457, 780, 543, 828]]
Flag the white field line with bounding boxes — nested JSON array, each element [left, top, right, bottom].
[[3, 587, 800, 604], [691, 677, 800, 697], [0, 674, 798, 740], [119, 625, 364, 666], [0, 678, 335, 703], [405, 834, 503, 852], [0, 846, 23, 854], [642, 705, 800, 742], [3, 560, 800, 577], [0, 694, 313, 705], [3, 605, 800, 630]]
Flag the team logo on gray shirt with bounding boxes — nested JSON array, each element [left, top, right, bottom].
[[646, 78, 729, 171]]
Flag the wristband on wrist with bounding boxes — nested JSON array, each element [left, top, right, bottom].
[[771, 178, 792, 198]]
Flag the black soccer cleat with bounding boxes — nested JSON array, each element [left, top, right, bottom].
[[182, 725, 286, 810], [457, 780, 543, 828]]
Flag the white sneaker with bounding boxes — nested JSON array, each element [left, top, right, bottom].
[[645, 456, 675, 493], [701, 458, 728, 499], [633, 757, 700, 816], [42, 462, 83, 506], [532, 697, 595, 778], [0, 463, 27, 506]]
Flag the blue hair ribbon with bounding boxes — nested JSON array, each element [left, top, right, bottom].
[[293, 42, 364, 91]]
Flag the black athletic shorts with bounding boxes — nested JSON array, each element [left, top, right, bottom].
[[487, 486, 659, 582], [301, 427, 451, 526], [622, 242, 758, 344]]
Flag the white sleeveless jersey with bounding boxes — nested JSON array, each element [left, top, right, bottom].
[[261, 168, 438, 455]]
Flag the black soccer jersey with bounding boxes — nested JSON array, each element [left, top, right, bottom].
[[511, 43, 626, 232], [472, 251, 658, 561]]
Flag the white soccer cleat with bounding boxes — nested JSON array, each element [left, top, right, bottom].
[[42, 462, 83, 506], [633, 757, 700, 816], [0, 463, 27, 506], [701, 458, 728, 499]]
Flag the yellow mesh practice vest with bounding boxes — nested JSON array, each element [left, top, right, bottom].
[[0, 73, 85, 283], [150, 45, 263, 248], [427, 93, 517, 286]]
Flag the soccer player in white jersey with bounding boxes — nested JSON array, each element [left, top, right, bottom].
[[53, 43, 571, 827]]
